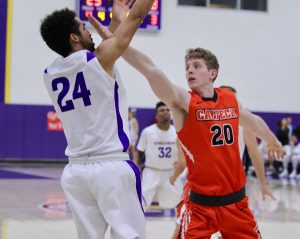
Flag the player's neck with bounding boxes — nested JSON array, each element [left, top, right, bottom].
[[194, 85, 214, 98], [69, 44, 85, 55], [157, 123, 170, 131]]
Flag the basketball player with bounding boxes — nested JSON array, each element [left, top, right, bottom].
[[135, 102, 183, 210], [40, 0, 155, 238], [171, 106, 277, 238], [89, 4, 283, 239], [124, 48, 283, 238]]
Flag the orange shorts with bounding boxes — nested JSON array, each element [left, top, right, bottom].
[[176, 182, 191, 224], [179, 196, 261, 239]]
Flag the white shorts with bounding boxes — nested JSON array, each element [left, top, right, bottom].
[[61, 158, 145, 239], [142, 167, 183, 209]]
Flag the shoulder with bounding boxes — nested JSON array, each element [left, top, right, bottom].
[[69, 50, 94, 62], [169, 124, 177, 132], [216, 88, 239, 106], [215, 87, 235, 98], [141, 124, 156, 133]]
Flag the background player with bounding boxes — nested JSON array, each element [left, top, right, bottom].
[[135, 101, 183, 210]]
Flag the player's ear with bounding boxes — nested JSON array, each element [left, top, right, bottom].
[[69, 33, 79, 43], [211, 69, 218, 81]]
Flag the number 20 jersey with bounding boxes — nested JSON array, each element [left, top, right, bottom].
[[43, 50, 129, 158], [177, 88, 246, 196]]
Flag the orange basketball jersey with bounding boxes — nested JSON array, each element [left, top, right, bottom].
[[177, 88, 246, 196]]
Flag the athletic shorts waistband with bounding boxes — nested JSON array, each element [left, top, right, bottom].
[[68, 153, 129, 164], [189, 186, 245, 206], [144, 166, 173, 171]]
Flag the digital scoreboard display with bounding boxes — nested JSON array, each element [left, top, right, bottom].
[[78, 0, 161, 31]]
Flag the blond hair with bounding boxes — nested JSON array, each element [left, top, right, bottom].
[[185, 48, 219, 70]]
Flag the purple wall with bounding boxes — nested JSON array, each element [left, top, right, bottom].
[[0, 104, 300, 161], [0, 104, 67, 160], [254, 111, 300, 136], [0, 104, 156, 161]]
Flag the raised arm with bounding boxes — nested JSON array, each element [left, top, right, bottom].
[[239, 101, 284, 160], [91, 0, 155, 76]]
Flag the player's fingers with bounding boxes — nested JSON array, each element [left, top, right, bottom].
[[127, 0, 135, 8], [268, 150, 274, 160], [279, 149, 284, 159], [271, 194, 277, 201], [268, 192, 277, 201], [88, 15, 100, 29], [88, 16, 113, 39]]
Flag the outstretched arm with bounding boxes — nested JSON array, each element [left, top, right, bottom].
[[243, 129, 276, 200], [239, 102, 283, 160], [122, 47, 189, 110], [91, 0, 155, 76]]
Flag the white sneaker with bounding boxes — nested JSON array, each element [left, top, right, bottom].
[[289, 170, 297, 178], [279, 170, 288, 178]]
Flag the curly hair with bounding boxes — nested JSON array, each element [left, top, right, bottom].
[[185, 48, 219, 71], [40, 8, 80, 57]]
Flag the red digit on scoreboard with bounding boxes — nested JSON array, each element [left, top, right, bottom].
[[94, 0, 102, 7], [86, 0, 102, 7], [86, 0, 93, 6], [150, 14, 158, 25], [84, 10, 93, 18]]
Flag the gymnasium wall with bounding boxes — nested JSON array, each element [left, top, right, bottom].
[[0, 0, 299, 160]]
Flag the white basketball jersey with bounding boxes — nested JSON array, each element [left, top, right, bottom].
[[137, 124, 178, 170], [43, 50, 129, 158]]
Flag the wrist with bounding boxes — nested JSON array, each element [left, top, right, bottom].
[[108, 20, 121, 33]]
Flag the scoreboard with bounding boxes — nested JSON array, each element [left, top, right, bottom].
[[78, 0, 161, 31]]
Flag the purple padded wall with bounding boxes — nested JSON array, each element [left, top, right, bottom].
[[254, 112, 300, 136], [0, 104, 300, 161], [0, 104, 67, 161]]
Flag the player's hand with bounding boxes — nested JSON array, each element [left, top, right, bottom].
[[267, 139, 284, 160], [261, 183, 276, 201], [88, 15, 113, 39], [112, 0, 135, 23], [169, 175, 176, 185]]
